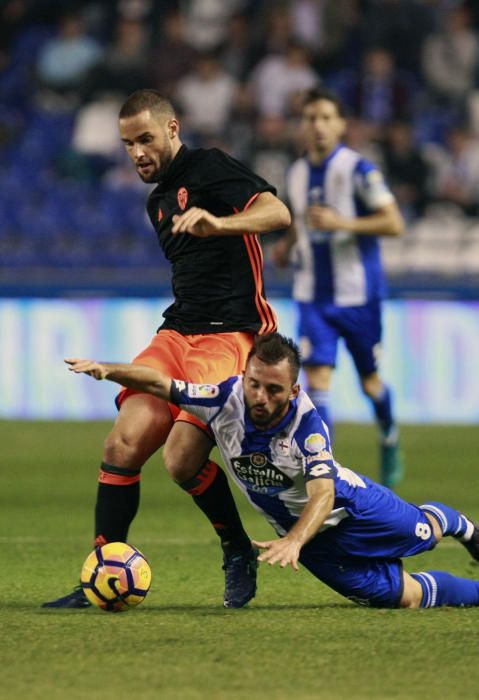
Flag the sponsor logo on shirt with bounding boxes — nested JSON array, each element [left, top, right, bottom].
[[187, 383, 219, 399], [304, 433, 327, 454], [231, 454, 294, 495], [177, 187, 188, 210]]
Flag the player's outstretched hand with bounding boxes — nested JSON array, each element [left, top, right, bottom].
[[172, 208, 222, 237], [64, 358, 107, 380], [252, 537, 301, 571]]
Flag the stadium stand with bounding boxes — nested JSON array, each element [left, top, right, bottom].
[[1, 0, 479, 298]]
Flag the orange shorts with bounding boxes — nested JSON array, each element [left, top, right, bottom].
[[116, 329, 254, 432]]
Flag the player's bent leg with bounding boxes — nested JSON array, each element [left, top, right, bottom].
[[96, 394, 172, 544], [361, 372, 403, 489], [299, 551, 479, 610], [314, 488, 437, 562], [164, 421, 257, 608], [42, 394, 172, 610], [419, 502, 479, 560], [164, 422, 251, 554]]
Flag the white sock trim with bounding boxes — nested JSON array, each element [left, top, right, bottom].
[[381, 426, 398, 447], [415, 572, 438, 608], [420, 504, 447, 534], [459, 518, 474, 543]]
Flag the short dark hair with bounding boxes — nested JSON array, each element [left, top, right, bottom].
[[247, 333, 301, 382], [119, 89, 176, 121], [302, 87, 345, 118]]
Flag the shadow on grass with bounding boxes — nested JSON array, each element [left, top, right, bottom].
[[22, 602, 358, 615]]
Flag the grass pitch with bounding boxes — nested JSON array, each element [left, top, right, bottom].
[[1, 420, 479, 700]]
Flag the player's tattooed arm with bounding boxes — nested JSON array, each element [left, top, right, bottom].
[[253, 478, 335, 571], [64, 359, 172, 400]]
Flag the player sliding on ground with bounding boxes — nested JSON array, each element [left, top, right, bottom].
[[66, 333, 479, 609]]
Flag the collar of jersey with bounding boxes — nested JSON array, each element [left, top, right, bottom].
[[160, 144, 189, 186], [244, 397, 298, 437], [309, 143, 343, 170]]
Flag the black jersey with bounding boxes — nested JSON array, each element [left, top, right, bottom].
[[146, 145, 278, 335]]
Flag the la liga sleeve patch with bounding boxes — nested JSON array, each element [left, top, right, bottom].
[[187, 384, 220, 399]]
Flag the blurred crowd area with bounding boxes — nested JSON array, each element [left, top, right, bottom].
[[2, 0, 479, 294]]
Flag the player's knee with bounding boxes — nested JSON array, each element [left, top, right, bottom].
[[399, 572, 423, 609], [399, 593, 421, 609], [103, 430, 141, 466], [103, 394, 172, 468], [163, 427, 213, 483], [164, 461, 196, 483], [424, 513, 443, 543], [163, 443, 202, 482], [103, 422, 166, 468], [360, 373, 383, 399], [306, 365, 332, 391]]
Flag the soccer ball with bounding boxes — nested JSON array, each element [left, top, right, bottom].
[[80, 542, 152, 612]]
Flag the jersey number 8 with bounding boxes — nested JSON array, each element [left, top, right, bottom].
[[415, 522, 432, 540]]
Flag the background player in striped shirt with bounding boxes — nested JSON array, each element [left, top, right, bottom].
[[43, 90, 290, 610], [65, 333, 479, 610], [272, 88, 404, 488]]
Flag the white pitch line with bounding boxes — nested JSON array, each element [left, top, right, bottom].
[[0, 536, 216, 545]]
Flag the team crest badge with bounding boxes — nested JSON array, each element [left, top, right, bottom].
[[158, 207, 164, 222], [177, 187, 188, 210], [250, 453, 267, 467]]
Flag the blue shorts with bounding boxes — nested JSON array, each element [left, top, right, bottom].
[[298, 300, 382, 376], [298, 482, 437, 608]]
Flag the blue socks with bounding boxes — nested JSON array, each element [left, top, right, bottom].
[[308, 388, 332, 437], [370, 384, 395, 440], [412, 571, 479, 607], [420, 501, 474, 541], [412, 505, 477, 607]]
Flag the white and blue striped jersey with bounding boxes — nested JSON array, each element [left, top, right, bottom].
[[170, 376, 371, 536], [287, 144, 394, 306]]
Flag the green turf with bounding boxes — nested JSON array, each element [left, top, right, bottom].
[[1, 420, 479, 700]]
